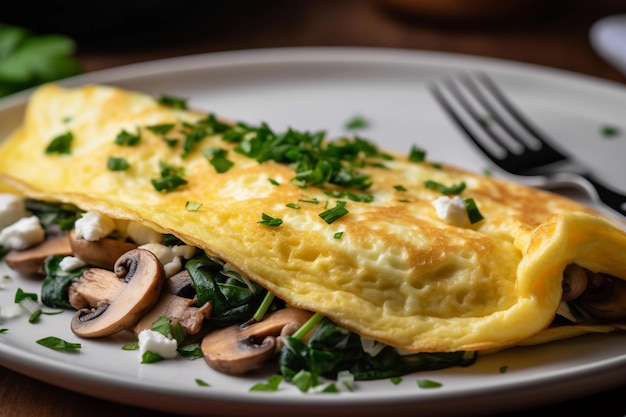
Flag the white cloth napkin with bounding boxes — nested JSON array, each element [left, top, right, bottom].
[[590, 14, 626, 77]]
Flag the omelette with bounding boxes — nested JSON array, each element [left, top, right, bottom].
[[1, 83, 626, 356]]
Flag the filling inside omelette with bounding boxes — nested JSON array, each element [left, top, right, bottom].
[[1, 83, 626, 389]]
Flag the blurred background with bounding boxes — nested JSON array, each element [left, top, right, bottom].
[[3, 0, 626, 83]]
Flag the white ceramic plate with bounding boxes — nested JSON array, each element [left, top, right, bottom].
[[1, 47, 626, 417]]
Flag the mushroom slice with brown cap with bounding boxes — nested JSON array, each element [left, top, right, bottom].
[[69, 228, 138, 270], [201, 307, 313, 375], [579, 272, 626, 322], [71, 248, 165, 338], [133, 271, 213, 338], [5, 234, 72, 276]]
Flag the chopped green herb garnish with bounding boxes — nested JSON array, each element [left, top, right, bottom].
[[141, 351, 164, 363], [157, 94, 187, 109], [114, 129, 140, 146], [409, 145, 427, 162], [393, 184, 407, 192], [185, 201, 203, 211], [146, 123, 176, 135], [0, 329, 8, 334], [44, 131, 73, 155], [424, 180, 466, 195], [151, 175, 187, 192], [324, 190, 374, 203], [122, 342, 139, 350], [250, 374, 283, 392], [36, 336, 81, 351], [344, 115, 369, 130], [107, 156, 130, 171], [319, 201, 348, 224], [14, 288, 37, 303], [150, 315, 171, 338], [601, 125, 620, 138], [417, 379, 442, 389], [499, 365, 508, 373], [333, 231, 344, 239], [28, 309, 42, 323], [195, 378, 211, 387], [465, 198, 484, 224], [151, 161, 187, 192], [390, 376, 403, 385], [178, 343, 202, 360], [258, 213, 283, 227], [204, 147, 234, 173], [286, 203, 300, 209], [299, 197, 320, 204], [268, 178, 280, 185]]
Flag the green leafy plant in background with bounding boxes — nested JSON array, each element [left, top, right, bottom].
[[0, 24, 82, 98]]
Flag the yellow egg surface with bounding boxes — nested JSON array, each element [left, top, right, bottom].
[[1, 83, 626, 352]]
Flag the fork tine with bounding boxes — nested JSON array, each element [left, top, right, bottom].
[[473, 72, 567, 166], [430, 73, 567, 174]]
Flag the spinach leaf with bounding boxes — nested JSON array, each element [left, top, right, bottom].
[[41, 255, 87, 309], [25, 198, 83, 232], [185, 253, 270, 327], [279, 318, 477, 387]]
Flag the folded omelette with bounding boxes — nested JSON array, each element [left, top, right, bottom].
[[1, 83, 626, 353]]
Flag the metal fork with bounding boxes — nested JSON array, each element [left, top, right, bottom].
[[429, 72, 626, 218]]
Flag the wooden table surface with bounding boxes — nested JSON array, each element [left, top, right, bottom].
[[2, 1, 626, 416]]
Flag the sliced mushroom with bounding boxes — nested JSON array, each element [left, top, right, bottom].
[[69, 228, 138, 270], [4, 234, 72, 276], [579, 272, 626, 321], [561, 264, 589, 302], [132, 271, 212, 337], [68, 268, 126, 310], [70, 249, 165, 338], [201, 307, 313, 375]]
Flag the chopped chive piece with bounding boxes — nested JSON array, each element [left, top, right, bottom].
[[151, 175, 187, 192], [345, 115, 369, 130], [250, 374, 283, 392], [417, 379, 442, 389], [390, 376, 403, 385], [114, 129, 141, 146], [28, 309, 42, 323], [107, 156, 130, 171], [204, 147, 234, 173], [409, 145, 427, 162], [601, 125, 620, 138], [195, 379, 211, 387], [333, 231, 344, 239], [157, 94, 187, 109], [268, 178, 280, 185], [286, 203, 300, 209], [178, 343, 202, 359], [0, 329, 8, 334], [122, 342, 139, 350], [299, 197, 320, 204], [319, 201, 348, 224], [465, 198, 484, 224], [258, 213, 283, 227], [45, 131, 73, 155], [15, 288, 37, 303], [424, 180, 466, 195], [324, 190, 374, 203], [394, 184, 407, 191], [185, 201, 203, 211], [36, 336, 81, 350], [147, 123, 176, 135]]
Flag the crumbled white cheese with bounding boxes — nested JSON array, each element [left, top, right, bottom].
[[74, 212, 115, 241], [0, 215, 45, 250], [432, 195, 468, 227], [59, 256, 87, 272], [140, 243, 196, 278], [0, 194, 29, 229], [138, 329, 178, 359], [360, 336, 386, 357], [127, 222, 162, 245]]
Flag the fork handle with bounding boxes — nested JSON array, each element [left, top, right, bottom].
[[582, 174, 626, 218]]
